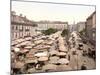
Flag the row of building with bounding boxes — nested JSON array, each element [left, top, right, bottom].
[[71, 11, 96, 46], [11, 11, 68, 40], [36, 21, 68, 31], [11, 11, 37, 40], [11, 11, 96, 45], [86, 11, 96, 45]]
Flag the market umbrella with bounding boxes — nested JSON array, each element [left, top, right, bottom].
[[25, 59, 38, 64], [31, 44, 36, 47], [19, 49, 29, 54], [15, 44, 22, 47], [58, 37, 64, 44], [49, 50, 59, 56], [38, 57, 48, 62], [24, 46, 32, 49], [49, 56, 59, 64], [28, 49, 36, 54], [50, 56, 59, 60], [58, 58, 69, 65], [26, 53, 34, 58], [34, 51, 48, 57], [59, 45, 68, 52], [34, 45, 50, 50], [57, 52, 66, 56], [43, 64, 57, 71], [14, 47, 20, 52]]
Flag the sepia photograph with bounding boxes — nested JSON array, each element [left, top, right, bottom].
[[11, 0, 96, 74]]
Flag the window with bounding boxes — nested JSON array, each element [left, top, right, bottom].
[[15, 33, 17, 38], [12, 26, 14, 30], [16, 26, 18, 30], [19, 25, 23, 31]]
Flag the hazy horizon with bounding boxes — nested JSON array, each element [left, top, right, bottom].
[[12, 1, 95, 24]]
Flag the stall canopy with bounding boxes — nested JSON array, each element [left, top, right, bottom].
[[25, 59, 37, 64], [49, 56, 59, 64], [59, 45, 68, 52], [57, 52, 67, 56], [34, 51, 48, 57], [49, 50, 59, 56], [58, 58, 69, 64], [38, 56, 48, 61], [14, 47, 20, 52]]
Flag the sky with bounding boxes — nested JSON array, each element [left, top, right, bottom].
[[12, 0, 95, 24]]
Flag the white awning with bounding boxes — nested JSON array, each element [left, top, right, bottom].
[[34, 51, 48, 57]]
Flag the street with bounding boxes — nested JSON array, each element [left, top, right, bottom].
[[11, 2, 96, 74], [68, 31, 96, 70], [11, 30, 96, 74]]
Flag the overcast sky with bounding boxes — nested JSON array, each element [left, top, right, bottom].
[[12, 0, 95, 24]]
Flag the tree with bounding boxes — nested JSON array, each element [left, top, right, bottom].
[[61, 29, 69, 43], [61, 29, 69, 37], [42, 28, 58, 35]]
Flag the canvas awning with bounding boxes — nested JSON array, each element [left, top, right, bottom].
[[34, 40, 44, 45], [14, 47, 20, 52], [25, 59, 37, 64], [24, 46, 32, 49], [49, 56, 59, 60], [11, 41, 18, 45], [44, 41, 53, 45], [49, 56, 59, 64], [31, 44, 36, 47], [59, 45, 68, 52], [34, 51, 48, 57], [49, 50, 59, 56], [16, 38, 24, 43], [34, 45, 51, 50], [25, 37, 32, 41], [38, 56, 48, 61], [57, 52, 67, 56], [58, 58, 69, 64], [19, 49, 29, 54], [26, 53, 34, 58]]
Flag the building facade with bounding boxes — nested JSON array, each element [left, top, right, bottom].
[[86, 11, 96, 45], [11, 11, 37, 40], [77, 22, 86, 32], [36, 21, 68, 31]]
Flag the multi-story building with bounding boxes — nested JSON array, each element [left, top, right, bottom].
[[86, 11, 96, 45], [36, 21, 68, 31], [77, 22, 86, 32], [11, 11, 37, 40]]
